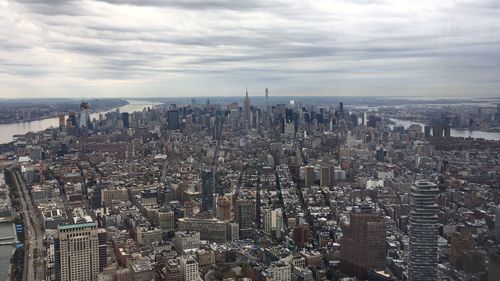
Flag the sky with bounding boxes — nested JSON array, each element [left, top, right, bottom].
[[0, 0, 499, 99]]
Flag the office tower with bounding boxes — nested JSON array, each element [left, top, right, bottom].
[[444, 125, 451, 138], [293, 225, 309, 248], [68, 111, 77, 127], [243, 90, 251, 128], [449, 229, 473, 269], [235, 199, 253, 238], [58, 114, 65, 128], [180, 257, 199, 281], [121, 112, 129, 128], [339, 102, 344, 115], [273, 262, 292, 281], [265, 88, 269, 114], [79, 102, 91, 128], [424, 125, 432, 138], [304, 166, 315, 187], [375, 147, 385, 162], [55, 222, 100, 281], [165, 259, 181, 281], [256, 170, 262, 229], [201, 169, 214, 212], [495, 205, 500, 243], [340, 205, 386, 279], [98, 229, 107, 272], [362, 112, 367, 126], [167, 110, 180, 130], [264, 209, 283, 239], [320, 166, 330, 187], [216, 196, 231, 221], [408, 180, 439, 281]]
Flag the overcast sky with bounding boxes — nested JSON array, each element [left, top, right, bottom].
[[0, 0, 499, 98]]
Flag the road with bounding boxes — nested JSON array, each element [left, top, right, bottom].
[[11, 168, 44, 281]]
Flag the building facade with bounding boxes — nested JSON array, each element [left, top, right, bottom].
[[55, 222, 100, 281], [408, 181, 439, 281]]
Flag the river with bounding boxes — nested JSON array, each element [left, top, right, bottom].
[[390, 118, 500, 141], [0, 100, 159, 145]]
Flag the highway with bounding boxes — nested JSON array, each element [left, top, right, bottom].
[[10, 167, 44, 281]]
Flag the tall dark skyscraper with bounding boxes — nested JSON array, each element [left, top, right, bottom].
[[167, 110, 180, 130], [121, 112, 129, 128], [340, 205, 386, 279], [408, 180, 439, 281], [201, 169, 214, 212]]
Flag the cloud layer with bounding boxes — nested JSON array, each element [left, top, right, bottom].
[[0, 0, 499, 98]]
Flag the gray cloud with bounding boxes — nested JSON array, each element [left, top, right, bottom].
[[0, 0, 499, 98]]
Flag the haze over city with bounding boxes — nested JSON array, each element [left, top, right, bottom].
[[1, 0, 500, 98]]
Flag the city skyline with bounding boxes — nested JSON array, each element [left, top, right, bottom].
[[1, 0, 500, 98]]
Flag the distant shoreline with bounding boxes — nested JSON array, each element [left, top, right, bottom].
[[0, 100, 129, 125]]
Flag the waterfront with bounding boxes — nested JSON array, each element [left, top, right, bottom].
[[0, 173, 14, 281], [0, 100, 158, 145], [390, 118, 500, 141]]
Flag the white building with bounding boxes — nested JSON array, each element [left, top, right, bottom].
[[180, 257, 199, 281], [264, 209, 283, 239]]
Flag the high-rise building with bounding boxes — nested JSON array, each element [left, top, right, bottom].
[[243, 90, 251, 128], [79, 102, 91, 129], [97, 229, 107, 272], [304, 166, 315, 187], [235, 199, 253, 238], [121, 112, 129, 128], [180, 257, 199, 281], [340, 205, 386, 279], [68, 111, 77, 127], [320, 166, 330, 187], [424, 125, 432, 138], [293, 225, 309, 248], [408, 180, 439, 281], [55, 222, 100, 281], [495, 205, 500, 243], [216, 196, 231, 221], [168, 110, 180, 130], [58, 113, 65, 128], [264, 209, 283, 239], [201, 169, 214, 212]]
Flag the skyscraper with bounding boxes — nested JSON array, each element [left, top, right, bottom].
[[408, 180, 439, 281], [58, 113, 65, 128], [264, 208, 283, 239], [168, 110, 180, 130], [235, 199, 253, 238], [79, 102, 91, 129], [495, 205, 500, 242], [243, 89, 251, 128], [340, 205, 386, 279], [304, 166, 315, 187], [55, 222, 100, 281], [201, 169, 214, 212], [121, 112, 129, 128]]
